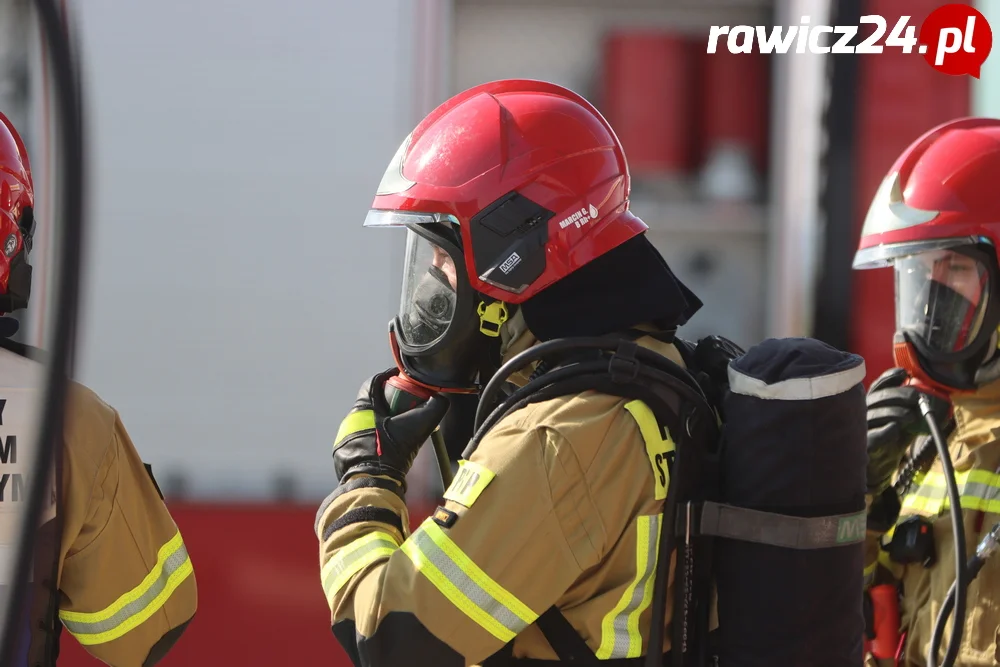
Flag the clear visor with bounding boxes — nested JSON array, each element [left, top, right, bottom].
[[895, 248, 992, 354], [398, 228, 461, 348]]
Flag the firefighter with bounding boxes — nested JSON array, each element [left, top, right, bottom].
[[315, 80, 715, 665], [854, 117, 1000, 666], [0, 112, 197, 666]]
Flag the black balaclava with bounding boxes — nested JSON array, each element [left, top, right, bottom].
[[521, 233, 702, 341]]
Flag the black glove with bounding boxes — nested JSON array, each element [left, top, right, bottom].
[[866, 486, 902, 535], [865, 367, 950, 495], [333, 368, 450, 491]]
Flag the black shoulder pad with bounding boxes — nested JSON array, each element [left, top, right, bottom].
[[693, 335, 745, 385], [690, 335, 746, 414], [673, 337, 698, 368]]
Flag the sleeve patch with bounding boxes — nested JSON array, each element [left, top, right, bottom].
[[442, 460, 495, 508], [432, 506, 459, 528]]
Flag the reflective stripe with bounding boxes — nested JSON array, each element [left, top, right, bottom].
[[596, 514, 661, 659], [334, 409, 375, 446], [321, 531, 399, 606], [901, 468, 1000, 517], [728, 359, 866, 400], [59, 532, 193, 646], [623, 400, 675, 501], [400, 518, 538, 642]]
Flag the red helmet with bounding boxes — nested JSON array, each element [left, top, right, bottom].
[[853, 117, 1000, 393], [365, 79, 648, 392], [0, 112, 34, 319]]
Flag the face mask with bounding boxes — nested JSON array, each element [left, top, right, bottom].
[[0, 250, 32, 314]]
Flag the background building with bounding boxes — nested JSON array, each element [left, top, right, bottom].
[[0, 0, 986, 664]]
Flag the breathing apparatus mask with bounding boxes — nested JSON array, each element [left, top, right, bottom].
[[365, 211, 512, 395], [890, 240, 1000, 395], [0, 206, 35, 337]]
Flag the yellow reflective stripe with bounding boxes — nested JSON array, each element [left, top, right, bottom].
[[335, 409, 375, 446], [400, 519, 538, 642], [597, 514, 662, 659], [59, 532, 193, 646], [321, 531, 399, 606], [901, 468, 1000, 516], [624, 400, 675, 500]]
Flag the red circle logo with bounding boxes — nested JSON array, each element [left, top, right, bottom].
[[919, 4, 993, 77]]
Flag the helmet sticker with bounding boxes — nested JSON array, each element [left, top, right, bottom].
[[558, 203, 600, 230]]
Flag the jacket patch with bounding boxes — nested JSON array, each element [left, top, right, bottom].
[[431, 506, 459, 528], [442, 460, 495, 508]]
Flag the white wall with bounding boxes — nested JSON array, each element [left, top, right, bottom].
[[69, 0, 421, 500], [972, 0, 1000, 116]]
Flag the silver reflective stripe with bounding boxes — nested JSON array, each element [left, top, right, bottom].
[[912, 480, 999, 502], [410, 528, 529, 637], [597, 514, 661, 659], [60, 545, 189, 637], [902, 470, 1000, 516]]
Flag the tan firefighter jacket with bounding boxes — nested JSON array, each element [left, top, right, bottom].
[[865, 377, 1000, 666]]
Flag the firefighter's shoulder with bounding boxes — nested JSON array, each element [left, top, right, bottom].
[[478, 388, 670, 473], [465, 390, 661, 535], [63, 380, 118, 465]]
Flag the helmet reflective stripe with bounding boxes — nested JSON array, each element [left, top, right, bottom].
[[375, 133, 416, 196], [859, 171, 939, 240]]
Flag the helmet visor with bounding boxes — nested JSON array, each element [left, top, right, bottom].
[[398, 228, 461, 349], [895, 249, 992, 354]]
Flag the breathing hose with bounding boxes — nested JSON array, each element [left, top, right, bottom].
[[920, 395, 968, 667], [471, 336, 709, 436], [0, 1, 84, 664]]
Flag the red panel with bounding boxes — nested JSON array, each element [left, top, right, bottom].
[[701, 50, 771, 171], [848, 0, 971, 386], [600, 31, 696, 174], [58, 502, 437, 667]]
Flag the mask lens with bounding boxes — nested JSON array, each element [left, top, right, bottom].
[[895, 249, 991, 354], [398, 229, 460, 348]]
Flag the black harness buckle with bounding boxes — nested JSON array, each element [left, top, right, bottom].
[[609, 340, 641, 383]]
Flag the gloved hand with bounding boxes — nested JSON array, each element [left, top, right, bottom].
[[866, 486, 902, 535], [333, 368, 450, 491], [865, 367, 950, 495]]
